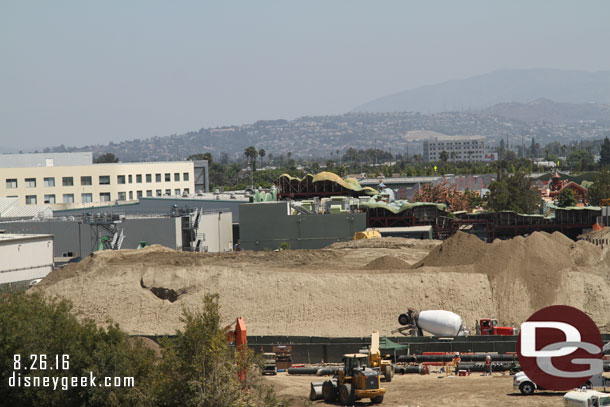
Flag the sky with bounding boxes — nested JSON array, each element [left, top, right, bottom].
[[1, 1, 610, 151]]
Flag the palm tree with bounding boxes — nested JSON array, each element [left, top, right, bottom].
[[244, 146, 258, 188], [258, 149, 266, 168]]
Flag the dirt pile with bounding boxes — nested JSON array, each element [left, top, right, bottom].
[[36, 233, 610, 337], [365, 255, 410, 270], [413, 231, 488, 268]]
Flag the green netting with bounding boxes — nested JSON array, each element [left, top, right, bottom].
[[379, 336, 409, 351]]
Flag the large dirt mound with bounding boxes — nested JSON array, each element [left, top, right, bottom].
[[365, 255, 410, 270], [35, 233, 610, 336], [413, 231, 488, 268]]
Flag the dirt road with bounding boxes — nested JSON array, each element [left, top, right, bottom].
[[265, 372, 566, 407]]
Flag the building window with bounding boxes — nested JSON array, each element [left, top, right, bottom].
[[100, 192, 111, 202], [156, 189, 162, 196], [44, 194, 56, 204], [146, 190, 152, 197], [129, 191, 133, 200], [183, 172, 189, 181], [6, 179, 17, 189], [136, 174, 142, 183], [63, 194, 74, 203], [128, 175, 133, 184], [62, 177, 74, 186], [25, 195, 37, 205], [117, 175, 126, 184], [136, 190, 142, 198], [174, 173, 180, 182], [118, 192, 126, 201], [146, 174, 152, 183], [165, 189, 171, 196], [81, 176, 92, 186], [44, 177, 55, 187], [183, 188, 189, 195], [99, 175, 110, 185], [155, 173, 161, 182], [81, 193, 92, 203], [25, 178, 36, 188], [174, 189, 180, 195], [165, 173, 171, 182]]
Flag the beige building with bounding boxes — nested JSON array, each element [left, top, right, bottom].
[[0, 161, 196, 210]]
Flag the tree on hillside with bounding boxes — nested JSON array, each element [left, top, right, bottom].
[[557, 188, 578, 208], [93, 153, 119, 163], [587, 168, 610, 206], [600, 137, 610, 166], [487, 171, 541, 214], [187, 152, 213, 163]]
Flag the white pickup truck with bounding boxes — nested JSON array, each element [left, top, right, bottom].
[[513, 372, 608, 395]]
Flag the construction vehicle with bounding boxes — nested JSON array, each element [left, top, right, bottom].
[[225, 317, 247, 382], [261, 352, 277, 375], [477, 318, 517, 336], [369, 331, 393, 382], [564, 388, 610, 406], [394, 308, 466, 336], [353, 229, 381, 240], [310, 354, 386, 404]]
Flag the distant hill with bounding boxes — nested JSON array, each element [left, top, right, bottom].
[[353, 69, 610, 113], [483, 98, 610, 124]]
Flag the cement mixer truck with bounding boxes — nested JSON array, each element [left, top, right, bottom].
[[393, 309, 466, 336]]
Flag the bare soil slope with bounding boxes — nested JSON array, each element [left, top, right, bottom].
[[36, 233, 610, 336]]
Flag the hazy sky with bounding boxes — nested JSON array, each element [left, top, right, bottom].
[[2, 1, 610, 151]]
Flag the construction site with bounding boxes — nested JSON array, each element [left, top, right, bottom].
[[9, 171, 609, 406]]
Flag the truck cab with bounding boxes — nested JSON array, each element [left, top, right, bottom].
[[261, 352, 277, 375], [564, 388, 610, 407]]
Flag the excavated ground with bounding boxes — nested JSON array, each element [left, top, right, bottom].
[[35, 232, 610, 336]]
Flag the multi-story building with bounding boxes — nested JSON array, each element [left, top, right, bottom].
[[0, 152, 208, 209], [423, 136, 485, 162]]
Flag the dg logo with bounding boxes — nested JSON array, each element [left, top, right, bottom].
[[517, 305, 603, 391]]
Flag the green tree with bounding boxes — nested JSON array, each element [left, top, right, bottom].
[[0, 293, 156, 407], [600, 137, 610, 166], [258, 149, 266, 167], [186, 152, 212, 163], [557, 188, 578, 207], [487, 171, 541, 214], [439, 150, 449, 163], [567, 149, 594, 172], [156, 294, 277, 407], [93, 153, 119, 163], [587, 168, 610, 206]]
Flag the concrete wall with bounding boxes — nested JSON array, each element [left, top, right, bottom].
[[196, 212, 233, 252], [239, 201, 366, 251], [0, 218, 180, 258], [0, 235, 54, 285]]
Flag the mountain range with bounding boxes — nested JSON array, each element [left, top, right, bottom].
[[353, 69, 610, 113]]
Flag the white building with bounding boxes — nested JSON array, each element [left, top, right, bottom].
[[423, 136, 486, 162], [0, 233, 54, 288], [0, 152, 208, 210]]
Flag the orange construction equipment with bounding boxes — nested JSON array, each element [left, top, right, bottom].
[[478, 318, 516, 336], [226, 317, 248, 381]]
